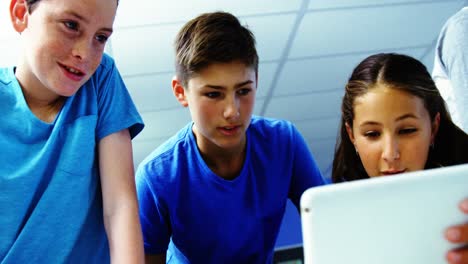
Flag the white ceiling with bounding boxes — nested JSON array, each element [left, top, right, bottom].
[[1, 0, 466, 179]]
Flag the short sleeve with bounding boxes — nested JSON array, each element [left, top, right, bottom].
[[433, 9, 468, 132], [136, 164, 172, 254], [288, 124, 325, 210], [94, 54, 144, 140]]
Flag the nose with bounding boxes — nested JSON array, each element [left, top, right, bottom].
[[72, 38, 93, 61], [223, 94, 240, 120], [382, 135, 400, 162]]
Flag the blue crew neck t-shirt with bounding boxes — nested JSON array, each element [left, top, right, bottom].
[[0, 54, 144, 263], [137, 117, 324, 263]]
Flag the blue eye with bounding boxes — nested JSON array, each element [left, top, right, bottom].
[[64, 21, 79, 31], [205, 92, 220, 98], [95, 34, 109, 44], [237, 88, 252, 96]]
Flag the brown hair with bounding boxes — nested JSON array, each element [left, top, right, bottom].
[[332, 53, 468, 183], [174, 11, 259, 87]]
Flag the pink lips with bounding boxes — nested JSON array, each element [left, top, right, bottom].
[[59, 63, 86, 82], [218, 125, 241, 136], [381, 169, 406, 176]]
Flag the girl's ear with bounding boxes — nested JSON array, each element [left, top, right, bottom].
[[345, 122, 355, 144], [431, 112, 441, 144], [10, 0, 29, 33], [172, 76, 189, 107]]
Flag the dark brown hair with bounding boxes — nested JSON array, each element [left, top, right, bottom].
[[332, 53, 468, 183], [174, 11, 259, 87]]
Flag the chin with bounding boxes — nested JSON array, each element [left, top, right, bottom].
[[57, 86, 82, 97]]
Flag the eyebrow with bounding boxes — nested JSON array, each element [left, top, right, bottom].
[[359, 113, 419, 127], [64, 11, 114, 33], [395, 113, 419, 122], [204, 80, 254, 90]]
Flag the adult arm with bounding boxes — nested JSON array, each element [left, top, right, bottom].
[[439, 10, 468, 131], [99, 128, 145, 264]]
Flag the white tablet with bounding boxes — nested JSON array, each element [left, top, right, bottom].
[[300, 164, 468, 264]]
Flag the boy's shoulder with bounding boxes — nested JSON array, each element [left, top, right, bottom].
[[0, 67, 14, 85], [99, 53, 115, 68], [90, 53, 116, 80], [138, 123, 193, 169], [249, 116, 296, 136]]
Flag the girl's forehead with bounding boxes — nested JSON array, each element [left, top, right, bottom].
[[355, 85, 414, 103], [352, 86, 431, 125]]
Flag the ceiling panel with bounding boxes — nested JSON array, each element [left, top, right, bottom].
[[125, 73, 177, 113], [0, 2, 20, 68], [275, 54, 368, 95], [420, 45, 437, 72], [295, 117, 341, 141], [0, 40, 21, 67], [253, 98, 265, 116], [0, 27, 17, 42], [308, 0, 460, 9], [136, 108, 191, 142], [0, 0, 14, 39], [115, 0, 301, 28], [111, 24, 181, 76], [132, 138, 168, 168], [304, 138, 337, 177], [111, 14, 295, 76], [264, 90, 342, 121], [257, 62, 277, 98], [275, 47, 427, 96], [240, 14, 297, 62], [290, 2, 463, 58]]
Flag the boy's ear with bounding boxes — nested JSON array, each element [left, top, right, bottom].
[[172, 76, 188, 107], [345, 122, 355, 144], [10, 0, 29, 33]]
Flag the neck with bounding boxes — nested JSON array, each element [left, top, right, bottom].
[[15, 66, 66, 123], [21, 84, 65, 123], [203, 147, 246, 180], [194, 128, 247, 180]]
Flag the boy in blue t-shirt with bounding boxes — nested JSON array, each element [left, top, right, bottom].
[[1, 0, 144, 262], [136, 11, 325, 264]]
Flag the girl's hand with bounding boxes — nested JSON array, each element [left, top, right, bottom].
[[446, 198, 468, 264]]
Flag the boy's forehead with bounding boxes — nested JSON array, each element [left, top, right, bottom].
[[198, 61, 257, 73], [186, 61, 257, 88]]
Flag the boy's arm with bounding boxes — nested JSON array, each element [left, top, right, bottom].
[[145, 253, 166, 264], [99, 129, 145, 264]]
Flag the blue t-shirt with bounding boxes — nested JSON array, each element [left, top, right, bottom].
[[0, 54, 144, 263], [136, 117, 324, 264]]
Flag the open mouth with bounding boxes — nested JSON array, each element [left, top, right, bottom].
[[218, 125, 240, 135], [59, 63, 85, 76]]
